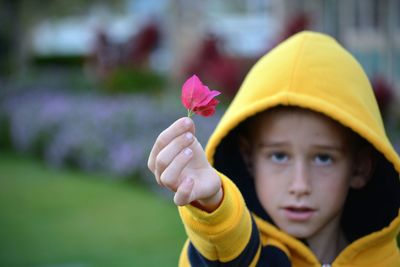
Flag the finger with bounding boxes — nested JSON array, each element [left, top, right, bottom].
[[148, 117, 194, 172], [159, 147, 193, 189], [154, 132, 194, 185], [174, 176, 195, 206]]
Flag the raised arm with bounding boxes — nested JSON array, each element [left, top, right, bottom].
[[147, 117, 223, 212], [148, 117, 262, 266]]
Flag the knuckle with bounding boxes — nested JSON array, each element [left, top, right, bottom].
[[180, 189, 190, 202], [155, 170, 162, 185], [156, 130, 170, 147], [147, 158, 154, 172], [156, 138, 167, 151], [170, 133, 193, 153], [160, 173, 176, 189], [155, 155, 168, 170], [159, 174, 168, 186], [174, 193, 186, 206]]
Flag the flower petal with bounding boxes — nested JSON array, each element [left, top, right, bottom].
[[181, 75, 221, 117], [193, 99, 219, 117], [195, 87, 221, 107], [181, 75, 208, 110], [194, 106, 216, 117]]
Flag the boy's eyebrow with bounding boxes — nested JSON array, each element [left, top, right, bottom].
[[257, 141, 289, 148], [312, 144, 346, 152], [258, 142, 345, 152]]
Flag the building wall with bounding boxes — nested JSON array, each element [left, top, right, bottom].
[[168, 0, 400, 98]]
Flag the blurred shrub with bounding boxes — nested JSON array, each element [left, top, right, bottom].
[[371, 75, 394, 120], [0, 107, 11, 149], [184, 34, 249, 99], [32, 55, 85, 68], [103, 67, 166, 94], [87, 21, 164, 94], [1, 89, 222, 183]]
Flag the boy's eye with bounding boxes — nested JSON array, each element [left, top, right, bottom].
[[314, 154, 333, 165], [270, 152, 288, 163]]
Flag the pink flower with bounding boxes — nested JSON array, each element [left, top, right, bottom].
[[181, 75, 221, 117]]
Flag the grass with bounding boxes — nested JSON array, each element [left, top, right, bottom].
[[0, 152, 187, 267], [2, 151, 397, 267]]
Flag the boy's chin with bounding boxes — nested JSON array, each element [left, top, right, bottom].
[[278, 223, 316, 240]]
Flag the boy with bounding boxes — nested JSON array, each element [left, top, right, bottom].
[[148, 31, 400, 266]]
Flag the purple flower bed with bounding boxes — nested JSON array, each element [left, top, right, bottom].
[[1, 89, 223, 182]]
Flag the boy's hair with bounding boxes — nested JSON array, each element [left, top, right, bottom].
[[237, 105, 374, 161]]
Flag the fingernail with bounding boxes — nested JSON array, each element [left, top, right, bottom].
[[184, 176, 194, 185], [184, 117, 191, 126], [184, 148, 192, 156], [185, 132, 193, 140]]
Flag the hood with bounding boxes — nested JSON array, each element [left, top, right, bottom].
[[205, 31, 400, 242]]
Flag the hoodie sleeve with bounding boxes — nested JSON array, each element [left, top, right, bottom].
[[178, 173, 262, 266]]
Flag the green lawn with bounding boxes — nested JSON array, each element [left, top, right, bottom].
[[0, 152, 187, 267]]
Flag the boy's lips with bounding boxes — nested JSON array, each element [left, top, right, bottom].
[[281, 205, 316, 221]]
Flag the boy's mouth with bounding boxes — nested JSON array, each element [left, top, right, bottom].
[[282, 206, 316, 221]]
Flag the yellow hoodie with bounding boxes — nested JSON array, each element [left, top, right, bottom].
[[178, 31, 400, 266]]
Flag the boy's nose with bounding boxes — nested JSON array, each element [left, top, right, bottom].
[[288, 161, 311, 196]]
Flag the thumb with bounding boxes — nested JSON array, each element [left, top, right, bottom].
[[174, 177, 195, 206]]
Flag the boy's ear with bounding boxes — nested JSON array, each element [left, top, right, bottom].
[[238, 135, 254, 174], [350, 146, 376, 189]]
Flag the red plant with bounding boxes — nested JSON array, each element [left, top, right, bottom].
[[181, 75, 221, 117], [372, 75, 394, 118], [184, 34, 244, 98]]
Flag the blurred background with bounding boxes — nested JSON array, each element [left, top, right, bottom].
[[1, 0, 399, 266]]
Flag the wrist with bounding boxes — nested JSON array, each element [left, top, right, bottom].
[[192, 186, 223, 213]]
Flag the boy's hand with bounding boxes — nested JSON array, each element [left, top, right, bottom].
[[148, 117, 222, 212]]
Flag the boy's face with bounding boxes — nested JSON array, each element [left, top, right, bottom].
[[248, 108, 365, 239]]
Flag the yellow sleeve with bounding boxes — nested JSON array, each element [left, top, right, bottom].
[[178, 172, 261, 266]]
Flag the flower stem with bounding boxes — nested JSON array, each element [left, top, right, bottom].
[[187, 109, 194, 118]]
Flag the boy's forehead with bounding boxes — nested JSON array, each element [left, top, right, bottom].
[[255, 106, 328, 125], [251, 106, 355, 144]]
